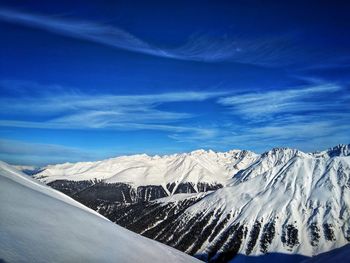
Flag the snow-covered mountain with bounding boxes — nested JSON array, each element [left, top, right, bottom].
[[0, 161, 200, 263], [33, 149, 258, 202], [31, 144, 350, 262], [180, 145, 350, 257], [35, 149, 258, 189]]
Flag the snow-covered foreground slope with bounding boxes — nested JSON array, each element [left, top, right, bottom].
[[0, 161, 200, 263]]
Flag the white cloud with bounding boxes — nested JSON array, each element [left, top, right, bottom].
[[168, 81, 350, 151], [0, 8, 309, 65], [0, 8, 169, 58], [0, 82, 224, 140], [183, 117, 350, 153]]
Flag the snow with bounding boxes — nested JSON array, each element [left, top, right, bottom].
[[35, 149, 258, 189], [0, 161, 200, 263]]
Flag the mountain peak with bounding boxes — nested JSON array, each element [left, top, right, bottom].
[[260, 147, 307, 163], [313, 144, 350, 158]]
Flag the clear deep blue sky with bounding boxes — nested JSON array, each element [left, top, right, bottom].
[[0, 0, 349, 165]]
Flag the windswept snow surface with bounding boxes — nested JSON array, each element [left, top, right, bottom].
[[0, 161, 200, 263]]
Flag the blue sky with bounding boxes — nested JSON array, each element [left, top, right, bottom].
[[0, 0, 349, 165]]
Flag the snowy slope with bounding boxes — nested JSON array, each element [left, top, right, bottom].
[[0, 161, 200, 263], [179, 145, 350, 257], [35, 149, 258, 190]]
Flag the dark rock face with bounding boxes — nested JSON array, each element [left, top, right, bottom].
[[74, 182, 136, 206], [346, 228, 350, 242], [310, 223, 321, 246], [197, 182, 223, 192], [281, 224, 299, 249], [48, 180, 223, 204], [323, 223, 336, 241], [49, 180, 169, 204], [166, 182, 223, 194], [166, 182, 176, 193], [260, 221, 276, 253], [136, 185, 168, 201], [173, 182, 197, 194], [48, 180, 94, 195], [246, 221, 261, 255]]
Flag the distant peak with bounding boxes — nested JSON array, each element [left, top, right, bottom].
[[329, 144, 349, 151], [317, 144, 350, 157], [262, 147, 301, 157], [190, 149, 209, 155]]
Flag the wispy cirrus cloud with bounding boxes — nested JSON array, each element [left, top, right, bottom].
[[0, 80, 349, 158], [171, 33, 310, 66], [171, 111, 350, 153], [162, 81, 350, 151], [0, 8, 247, 63], [0, 80, 224, 139], [0, 8, 170, 58], [209, 81, 350, 151], [218, 83, 347, 120], [0, 8, 331, 66]]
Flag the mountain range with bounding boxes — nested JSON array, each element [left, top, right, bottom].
[[14, 144, 350, 262]]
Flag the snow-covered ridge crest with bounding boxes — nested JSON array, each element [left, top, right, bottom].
[[231, 145, 349, 183], [34, 148, 259, 187], [312, 144, 350, 158], [33, 145, 349, 188]]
